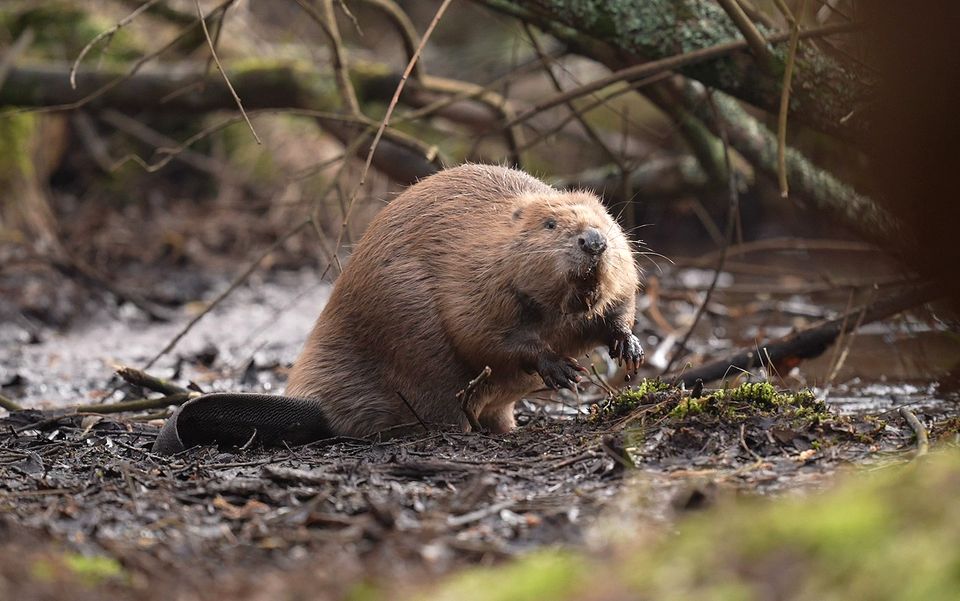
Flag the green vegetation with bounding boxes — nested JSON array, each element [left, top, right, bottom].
[[412, 451, 960, 601], [597, 379, 829, 424], [31, 552, 126, 588], [594, 377, 670, 418]]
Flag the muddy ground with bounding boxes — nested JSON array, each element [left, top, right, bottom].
[[1, 248, 958, 599], [2, 377, 954, 601]]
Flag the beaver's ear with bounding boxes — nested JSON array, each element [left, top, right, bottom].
[[512, 207, 524, 220]]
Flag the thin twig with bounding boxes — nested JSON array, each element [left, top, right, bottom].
[[739, 423, 763, 461], [200, 0, 233, 79], [396, 392, 428, 432], [504, 21, 858, 130], [397, 48, 562, 125], [114, 365, 191, 396], [99, 109, 253, 186], [3, 0, 235, 119], [46, 254, 174, 321], [194, 0, 261, 144], [0, 29, 34, 90], [524, 24, 622, 167], [294, 0, 362, 115], [662, 91, 739, 375], [353, 0, 424, 81], [456, 366, 492, 433], [590, 364, 618, 397], [825, 289, 871, 385], [73, 392, 196, 414], [773, 0, 807, 197], [71, 0, 166, 89], [898, 407, 929, 457], [142, 218, 311, 369], [716, 0, 775, 71], [327, 0, 454, 268], [513, 72, 673, 155], [0, 393, 23, 412]]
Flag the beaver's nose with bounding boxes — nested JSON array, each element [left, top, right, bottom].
[[578, 228, 607, 255]]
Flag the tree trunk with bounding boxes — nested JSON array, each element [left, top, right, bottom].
[[476, 0, 869, 140]]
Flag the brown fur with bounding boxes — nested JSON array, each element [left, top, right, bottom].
[[285, 164, 641, 436]]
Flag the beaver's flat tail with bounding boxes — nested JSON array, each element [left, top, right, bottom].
[[152, 393, 333, 454]]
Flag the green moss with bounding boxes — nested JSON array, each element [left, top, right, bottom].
[[721, 381, 777, 405], [598, 378, 671, 419], [31, 553, 125, 588], [63, 554, 125, 585], [703, 383, 829, 422], [596, 380, 829, 426], [0, 113, 37, 179], [417, 551, 585, 601], [669, 396, 707, 419], [417, 452, 960, 601]]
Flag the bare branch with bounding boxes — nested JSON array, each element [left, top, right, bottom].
[[194, 0, 260, 144], [329, 0, 455, 264], [504, 22, 858, 131], [294, 0, 362, 116], [716, 0, 776, 70], [71, 0, 166, 89], [773, 0, 808, 197]]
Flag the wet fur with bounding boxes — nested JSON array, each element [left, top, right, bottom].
[[285, 164, 640, 436]]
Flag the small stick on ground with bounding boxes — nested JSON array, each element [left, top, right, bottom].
[[666, 282, 937, 387], [740, 423, 763, 462], [115, 365, 191, 396], [590, 364, 618, 397], [898, 407, 929, 458], [239, 428, 258, 451], [396, 391, 428, 432], [142, 217, 310, 370], [0, 393, 23, 412], [73, 392, 196, 415], [456, 366, 491, 433]]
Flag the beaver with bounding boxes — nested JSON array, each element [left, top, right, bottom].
[[153, 164, 642, 453]]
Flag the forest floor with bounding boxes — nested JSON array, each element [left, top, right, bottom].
[[2, 377, 956, 601], [1, 248, 958, 599]]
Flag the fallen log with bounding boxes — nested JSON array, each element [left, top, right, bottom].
[[666, 282, 939, 387]]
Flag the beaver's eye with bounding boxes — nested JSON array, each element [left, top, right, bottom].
[[544, 218, 557, 230]]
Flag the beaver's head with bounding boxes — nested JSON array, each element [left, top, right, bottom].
[[509, 192, 637, 315]]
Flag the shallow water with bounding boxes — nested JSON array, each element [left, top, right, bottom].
[[0, 264, 954, 418], [0, 268, 331, 408]]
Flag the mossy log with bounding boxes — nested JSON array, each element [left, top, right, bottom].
[[475, 0, 869, 140], [1, 61, 441, 184]]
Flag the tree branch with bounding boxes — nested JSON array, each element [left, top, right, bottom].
[[666, 283, 937, 387], [673, 79, 903, 248], [476, 0, 869, 139]]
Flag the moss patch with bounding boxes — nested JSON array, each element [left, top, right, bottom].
[[599, 380, 829, 423], [594, 377, 671, 419], [31, 553, 125, 588], [594, 380, 871, 461]]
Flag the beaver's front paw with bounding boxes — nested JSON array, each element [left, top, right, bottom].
[[610, 331, 644, 374], [537, 353, 586, 391]]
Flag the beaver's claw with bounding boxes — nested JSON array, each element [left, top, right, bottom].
[[610, 332, 644, 374], [537, 354, 586, 391]]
